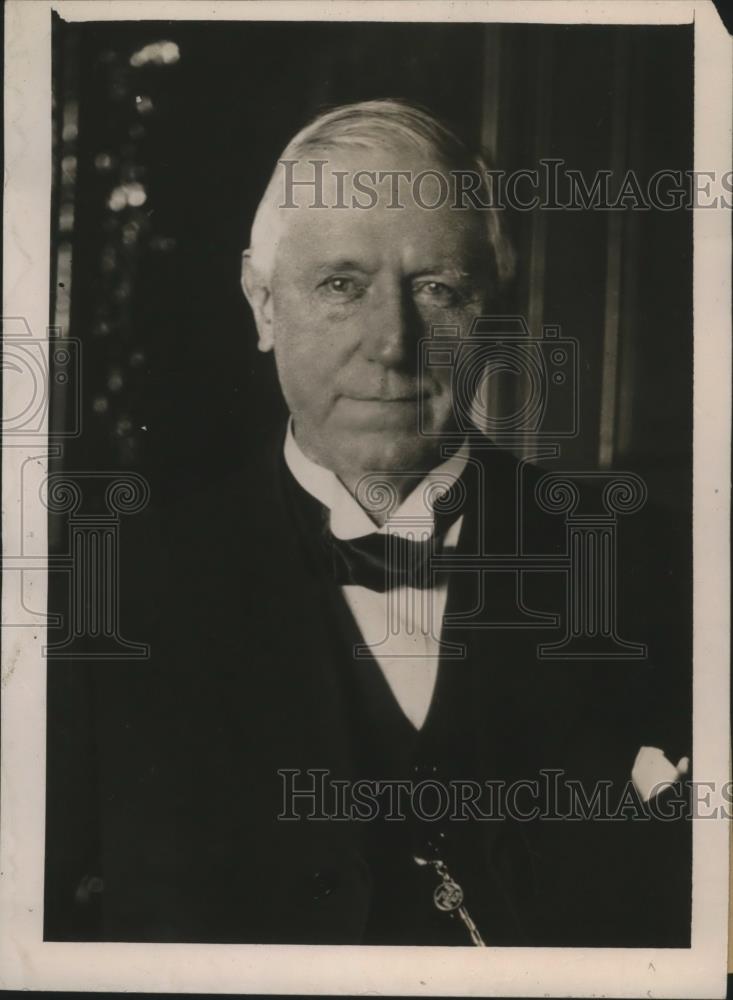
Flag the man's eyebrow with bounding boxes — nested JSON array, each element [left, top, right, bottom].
[[409, 266, 477, 281], [313, 259, 376, 275]]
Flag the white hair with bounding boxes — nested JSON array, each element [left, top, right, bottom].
[[246, 98, 515, 289]]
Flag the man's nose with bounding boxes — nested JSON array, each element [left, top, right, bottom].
[[362, 281, 419, 369]]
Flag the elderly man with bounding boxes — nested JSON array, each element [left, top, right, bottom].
[[45, 100, 690, 947]]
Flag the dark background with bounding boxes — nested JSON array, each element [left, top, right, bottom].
[[50, 16, 693, 518]]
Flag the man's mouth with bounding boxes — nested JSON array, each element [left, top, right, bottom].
[[334, 390, 437, 429], [342, 392, 425, 403]]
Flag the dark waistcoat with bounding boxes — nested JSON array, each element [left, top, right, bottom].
[[279, 456, 542, 947]]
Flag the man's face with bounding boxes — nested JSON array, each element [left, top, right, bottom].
[[248, 147, 491, 483]]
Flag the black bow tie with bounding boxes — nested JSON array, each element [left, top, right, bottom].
[[322, 494, 463, 592], [324, 530, 440, 592], [281, 449, 467, 592]]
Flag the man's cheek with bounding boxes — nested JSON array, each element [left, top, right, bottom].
[[431, 369, 455, 405], [274, 330, 317, 371]]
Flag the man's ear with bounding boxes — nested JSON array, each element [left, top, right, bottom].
[[241, 250, 274, 353]]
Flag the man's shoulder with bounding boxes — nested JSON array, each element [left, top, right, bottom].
[[160, 424, 288, 543]]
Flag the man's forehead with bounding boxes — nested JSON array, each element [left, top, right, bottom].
[[280, 205, 484, 271], [277, 159, 484, 256]]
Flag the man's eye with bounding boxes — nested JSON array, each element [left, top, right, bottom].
[[319, 276, 364, 300], [414, 280, 462, 308]]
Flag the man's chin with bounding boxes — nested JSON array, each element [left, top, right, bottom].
[[329, 428, 455, 476]]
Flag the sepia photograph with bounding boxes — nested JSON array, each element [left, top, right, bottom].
[[1, 1, 730, 996]]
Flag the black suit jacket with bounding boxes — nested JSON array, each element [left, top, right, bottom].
[[44, 429, 691, 945]]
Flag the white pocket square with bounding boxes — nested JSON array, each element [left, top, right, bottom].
[[631, 746, 689, 803]]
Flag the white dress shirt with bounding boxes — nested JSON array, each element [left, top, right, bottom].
[[284, 422, 469, 730]]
